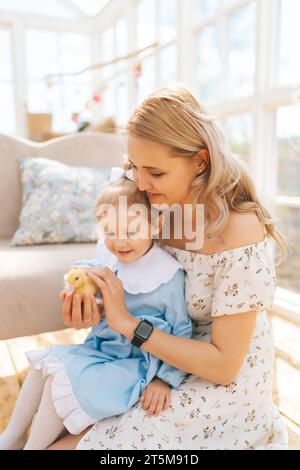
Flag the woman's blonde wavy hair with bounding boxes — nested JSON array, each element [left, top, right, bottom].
[[124, 84, 286, 264]]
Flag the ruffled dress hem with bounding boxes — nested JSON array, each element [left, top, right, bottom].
[[25, 349, 97, 435]]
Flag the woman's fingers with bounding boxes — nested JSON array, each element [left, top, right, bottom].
[[59, 290, 66, 301], [62, 294, 73, 327], [87, 272, 109, 294], [83, 294, 92, 327], [72, 293, 84, 330], [84, 267, 120, 287], [91, 295, 101, 326]]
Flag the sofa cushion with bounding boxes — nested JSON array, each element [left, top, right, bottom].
[[0, 239, 96, 339], [10, 156, 111, 246]]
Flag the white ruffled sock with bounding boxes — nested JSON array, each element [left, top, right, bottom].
[[0, 367, 46, 450], [23, 375, 65, 450]]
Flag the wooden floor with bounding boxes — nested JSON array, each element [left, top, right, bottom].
[[1, 315, 300, 449]]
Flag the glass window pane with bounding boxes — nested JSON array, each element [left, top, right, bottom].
[[276, 206, 300, 295], [226, 114, 252, 164], [101, 85, 115, 119], [159, 0, 177, 45], [136, 55, 156, 104], [27, 80, 53, 113], [60, 80, 91, 132], [0, 0, 80, 19], [101, 27, 115, 79], [26, 29, 59, 79], [115, 17, 128, 72], [278, 0, 300, 86], [60, 33, 91, 79], [158, 44, 177, 85], [51, 82, 64, 132], [116, 74, 129, 126], [197, 0, 235, 20], [228, 1, 256, 98], [26, 30, 92, 133], [197, 24, 221, 106], [277, 105, 300, 198], [0, 29, 13, 80], [0, 82, 16, 134], [137, 0, 156, 50]]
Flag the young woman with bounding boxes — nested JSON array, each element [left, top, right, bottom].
[[48, 84, 288, 450]]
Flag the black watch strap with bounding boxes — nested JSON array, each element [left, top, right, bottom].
[[131, 335, 145, 348], [131, 319, 154, 348]]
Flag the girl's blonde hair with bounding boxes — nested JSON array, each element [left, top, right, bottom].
[[125, 84, 287, 263], [96, 176, 152, 222]]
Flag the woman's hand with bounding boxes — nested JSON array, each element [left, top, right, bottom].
[[140, 378, 171, 417], [59, 290, 102, 330], [81, 267, 137, 335]]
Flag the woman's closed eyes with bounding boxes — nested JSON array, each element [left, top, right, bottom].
[[130, 162, 165, 178]]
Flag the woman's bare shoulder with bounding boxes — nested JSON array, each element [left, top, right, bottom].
[[219, 211, 265, 251]]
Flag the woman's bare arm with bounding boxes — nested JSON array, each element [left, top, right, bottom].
[[122, 311, 257, 386]]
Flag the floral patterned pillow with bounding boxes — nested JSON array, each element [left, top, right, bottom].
[[10, 156, 111, 246]]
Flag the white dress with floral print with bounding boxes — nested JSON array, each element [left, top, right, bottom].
[[76, 239, 288, 450]]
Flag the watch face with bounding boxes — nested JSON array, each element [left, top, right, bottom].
[[136, 321, 153, 339]]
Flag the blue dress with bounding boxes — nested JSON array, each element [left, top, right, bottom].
[[26, 241, 192, 434]]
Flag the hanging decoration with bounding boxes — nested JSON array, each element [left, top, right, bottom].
[[44, 42, 157, 131], [44, 42, 157, 81], [133, 62, 142, 79]]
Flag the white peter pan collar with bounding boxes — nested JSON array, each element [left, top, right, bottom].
[[95, 239, 183, 294]]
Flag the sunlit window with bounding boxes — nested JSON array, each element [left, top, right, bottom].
[[116, 73, 129, 126], [115, 17, 128, 72], [101, 27, 115, 79], [0, 28, 16, 134], [275, 104, 300, 295], [276, 206, 300, 294], [227, 2, 256, 98], [159, 0, 177, 45], [277, 105, 300, 198], [197, 23, 221, 106], [0, 0, 80, 18], [136, 55, 156, 104], [278, 0, 300, 87], [158, 44, 177, 85], [226, 114, 252, 164], [101, 84, 115, 119], [26, 29, 92, 132], [137, 0, 156, 49], [197, 0, 239, 20]]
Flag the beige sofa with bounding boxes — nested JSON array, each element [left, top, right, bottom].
[[0, 132, 125, 340]]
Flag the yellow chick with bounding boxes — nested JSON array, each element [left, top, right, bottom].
[[64, 268, 98, 300]]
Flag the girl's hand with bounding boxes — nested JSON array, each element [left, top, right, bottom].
[[80, 267, 136, 334], [59, 290, 102, 330], [140, 378, 171, 417]]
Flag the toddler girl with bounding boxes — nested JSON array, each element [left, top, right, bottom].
[[0, 169, 192, 450]]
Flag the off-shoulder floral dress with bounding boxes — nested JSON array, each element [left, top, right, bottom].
[[76, 239, 288, 450]]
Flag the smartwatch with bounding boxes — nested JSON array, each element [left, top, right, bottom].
[[131, 319, 154, 348]]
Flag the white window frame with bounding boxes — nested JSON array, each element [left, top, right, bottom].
[[0, 10, 92, 136]]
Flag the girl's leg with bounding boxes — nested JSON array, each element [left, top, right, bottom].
[[0, 367, 46, 450], [46, 427, 93, 450], [23, 375, 65, 450]]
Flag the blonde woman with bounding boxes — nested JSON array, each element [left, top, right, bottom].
[[48, 84, 288, 450]]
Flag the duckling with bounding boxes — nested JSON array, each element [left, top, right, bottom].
[[64, 267, 99, 300]]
